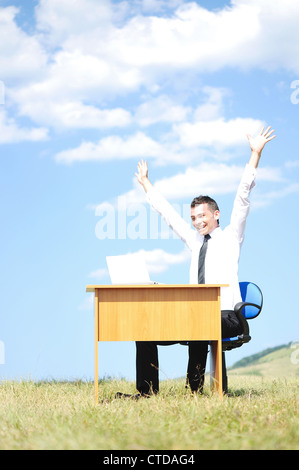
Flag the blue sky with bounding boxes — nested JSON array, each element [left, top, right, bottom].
[[1, 0, 299, 384]]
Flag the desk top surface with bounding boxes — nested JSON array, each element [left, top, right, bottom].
[[86, 284, 228, 292]]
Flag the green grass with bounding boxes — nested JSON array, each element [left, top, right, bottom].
[[0, 376, 298, 450]]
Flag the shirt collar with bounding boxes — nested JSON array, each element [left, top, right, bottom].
[[196, 225, 221, 242], [209, 226, 221, 238]]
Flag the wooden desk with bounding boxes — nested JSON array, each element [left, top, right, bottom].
[[86, 284, 227, 403]]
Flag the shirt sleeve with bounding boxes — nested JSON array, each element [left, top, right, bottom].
[[229, 163, 257, 244], [146, 186, 195, 249]]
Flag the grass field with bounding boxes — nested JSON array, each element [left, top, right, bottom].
[[0, 375, 298, 450]]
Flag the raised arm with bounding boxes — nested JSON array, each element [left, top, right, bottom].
[[135, 159, 152, 193], [230, 125, 276, 242], [246, 126, 276, 168], [135, 159, 195, 248]]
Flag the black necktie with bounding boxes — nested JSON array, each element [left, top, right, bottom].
[[198, 234, 211, 284]]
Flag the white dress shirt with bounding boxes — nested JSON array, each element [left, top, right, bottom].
[[146, 164, 257, 310]]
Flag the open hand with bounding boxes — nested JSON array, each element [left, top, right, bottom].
[[246, 126, 276, 155], [135, 159, 148, 185]]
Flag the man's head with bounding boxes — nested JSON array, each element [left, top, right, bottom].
[[190, 195, 220, 236]]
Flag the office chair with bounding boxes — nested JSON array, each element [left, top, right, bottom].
[[221, 281, 263, 392]]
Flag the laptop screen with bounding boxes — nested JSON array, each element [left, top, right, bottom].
[[106, 252, 155, 285]]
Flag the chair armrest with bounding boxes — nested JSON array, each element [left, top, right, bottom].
[[234, 301, 250, 336]]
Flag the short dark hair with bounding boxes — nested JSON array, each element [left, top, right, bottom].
[[190, 195, 219, 212]]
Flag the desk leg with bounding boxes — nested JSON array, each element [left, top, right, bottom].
[[95, 289, 99, 405], [210, 340, 223, 399]]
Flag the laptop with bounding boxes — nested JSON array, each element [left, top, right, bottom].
[[106, 252, 157, 285]]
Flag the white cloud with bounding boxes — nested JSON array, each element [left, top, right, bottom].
[[59, 1, 299, 76], [16, 99, 132, 130], [35, 0, 113, 46], [135, 95, 191, 127], [3, 0, 299, 137], [89, 0, 299, 74], [285, 160, 299, 169], [0, 6, 47, 82], [133, 86, 227, 129], [2, 0, 299, 145], [88, 268, 108, 280], [110, 2, 253, 69], [235, 0, 299, 73], [95, 161, 286, 218], [86, 247, 190, 282], [77, 293, 94, 311], [174, 118, 264, 149], [0, 109, 48, 144], [141, 248, 191, 273], [256, 167, 286, 183], [153, 162, 285, 201], [153, 163, 243, 200], [55, 131, 165, 164], [193, 86, 228, 122], [252, 183, 299, 208], [139, 0, 184, 14], [10, 49, 135, 129], [55, 115, 263, 164], [7, 2, 299, 109]]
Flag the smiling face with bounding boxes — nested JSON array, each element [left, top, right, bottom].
[[190, 203, 220, 236]]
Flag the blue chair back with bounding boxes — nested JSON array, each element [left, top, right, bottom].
[[239, 281, 263, 320]]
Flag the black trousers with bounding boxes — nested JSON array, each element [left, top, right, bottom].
[[136, 309, 242, 395]]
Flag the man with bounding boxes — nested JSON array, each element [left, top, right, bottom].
[[116, 126, 275, 400]]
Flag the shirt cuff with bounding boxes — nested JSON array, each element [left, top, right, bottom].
[[245, 162, 257, 177], [146, 185, 158, 204], [244, 163, 257, 189]]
